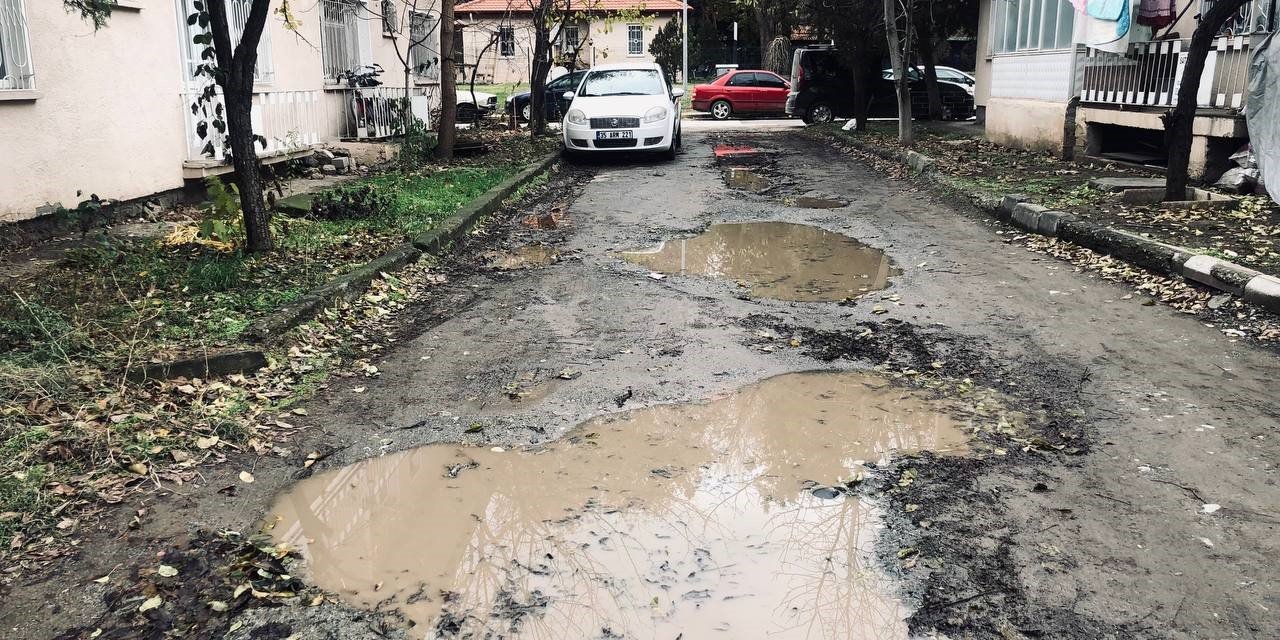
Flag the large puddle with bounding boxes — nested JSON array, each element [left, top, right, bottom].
[[621, 222, 898, 302], [270, 371, 968, 639]]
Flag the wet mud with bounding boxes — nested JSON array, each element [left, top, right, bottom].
[[269, 371, 971, 638], [621, 222, 900, 302]]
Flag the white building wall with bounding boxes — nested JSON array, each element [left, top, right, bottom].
[[0, 0, 439, 222]]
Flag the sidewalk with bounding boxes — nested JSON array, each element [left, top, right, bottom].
[[809, 122, 1280, 315]]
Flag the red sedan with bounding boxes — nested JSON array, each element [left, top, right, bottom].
[[691, 70, 791, 120]]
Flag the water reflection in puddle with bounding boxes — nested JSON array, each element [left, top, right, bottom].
[[725, 167, 770, 193], [621, 222, 899, 302], [271, 371, 968, 639]]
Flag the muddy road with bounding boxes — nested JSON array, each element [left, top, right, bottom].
[[8, 130, 1280, 639]]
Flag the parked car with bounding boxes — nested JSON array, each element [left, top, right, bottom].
[[456, 88, 498, 121], [786, 46, 975, 124], [691, 70, 791, 120], [506, 70, 589, 122], [882, 65, 976, 95], [561, 62, 684, 159]]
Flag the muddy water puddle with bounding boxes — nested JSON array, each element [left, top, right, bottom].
[[271, 371, 968, 639], [621, 222, 899, 302], [482, 244, 560, 270], [788, 195, 848, 209]]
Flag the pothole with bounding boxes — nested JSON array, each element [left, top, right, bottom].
[[725, 167, 770, 193], [482, 244, 559, 270], [621, 222, 900, 302], [787, 195, 848, 209], [270, 371, 969, 638]]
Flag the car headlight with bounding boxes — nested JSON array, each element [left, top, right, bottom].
[[566, 109, 587, 124], [643, 106, 668, 123]]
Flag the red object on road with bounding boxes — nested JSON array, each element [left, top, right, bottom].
[[691, 70, 791, 120]]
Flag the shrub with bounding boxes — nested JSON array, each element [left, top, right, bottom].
[[310, 184, 394, 221]]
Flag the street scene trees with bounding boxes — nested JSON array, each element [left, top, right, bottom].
[[4, 1, 1280, 638]]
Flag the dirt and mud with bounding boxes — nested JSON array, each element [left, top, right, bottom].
[[6, 128, 1280, 640]]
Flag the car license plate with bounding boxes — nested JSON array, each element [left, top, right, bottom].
[[596, 130, 633, 140]]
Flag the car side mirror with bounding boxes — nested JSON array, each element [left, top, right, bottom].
[[562, 91, 575, 101], [671, 87, 685, 99]]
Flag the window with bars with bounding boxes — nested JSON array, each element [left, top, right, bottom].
[[499, 25, 515, 57], [990, 0, 1075, 54], [321, 0, 363, 80], [409, 11, 439, 80], [0, 0, 34, 91], [627, 24, 643, 56], [381, 0, 397, 34], [178, 0, 274, 85], [562, 25, 580, 51]]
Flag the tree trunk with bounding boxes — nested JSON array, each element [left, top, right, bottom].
[[883, 0, 914, 146], [224, 91, 272, 252], [918, 26, 943, 120], [1164, 0, 1248, 200], [208, 0, 273, 252], [435, 0, 457, 160], [850, 40, 871, 131], [530, 9, 554, 138]]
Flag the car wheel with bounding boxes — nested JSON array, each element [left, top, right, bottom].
[[456, 103, 478, 122], [561, 145, 581, 162], [710, 100, 733, 120], [520, 103, 532, 122], [804, 103, 834, 125]]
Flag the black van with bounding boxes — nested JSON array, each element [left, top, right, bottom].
[[785, 46, 975, 124]]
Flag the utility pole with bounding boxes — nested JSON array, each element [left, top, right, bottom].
[[681, 0, 688, 90]]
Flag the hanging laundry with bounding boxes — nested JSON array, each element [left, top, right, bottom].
[[1079, 0, 1150, 54], [1087, 0, 1127, 21], [1070, 0, 1089, 12], [1136, 0, 1176, 29]]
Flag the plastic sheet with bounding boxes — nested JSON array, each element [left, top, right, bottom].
[[1247, 32, 1280, 200]]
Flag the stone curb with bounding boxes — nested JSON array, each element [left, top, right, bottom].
[[125, 349, 268, 383], [824, 132, 1280, 316], [242, 152, 559, 345]]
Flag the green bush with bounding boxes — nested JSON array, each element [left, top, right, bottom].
[[311, 184, 394, 221]]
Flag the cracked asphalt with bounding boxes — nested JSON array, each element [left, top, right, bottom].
[[10, 124, 1280, 639]]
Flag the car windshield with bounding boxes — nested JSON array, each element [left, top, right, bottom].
[[579, 69, 666, 97]]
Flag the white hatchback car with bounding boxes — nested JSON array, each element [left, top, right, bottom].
[[561, 63, 684, 159]]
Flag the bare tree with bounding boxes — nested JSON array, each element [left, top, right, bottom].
[[882, 0, 914, 145], [1164, 0, 1251, 199]]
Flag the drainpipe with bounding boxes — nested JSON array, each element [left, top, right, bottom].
[[682, 2, 689, 90]]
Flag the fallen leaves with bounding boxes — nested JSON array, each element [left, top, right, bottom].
[[238, 471, 256, 484], [137, 596, 163, 613]]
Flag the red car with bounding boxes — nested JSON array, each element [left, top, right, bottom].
[[691, 70, 791, 120]]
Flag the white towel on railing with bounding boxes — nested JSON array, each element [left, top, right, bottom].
[[1078, 0, 1153, 54]]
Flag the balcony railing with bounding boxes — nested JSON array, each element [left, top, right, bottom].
[[0, 0, 35, 91], [182, 89, 322, 165], [1078, 35, 1252, 111]]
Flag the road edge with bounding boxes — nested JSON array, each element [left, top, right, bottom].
[[822, 131, 1280, 315]]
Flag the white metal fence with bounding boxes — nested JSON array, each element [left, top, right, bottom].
[[0, 0, 34, 91], [1079, 36, 1252, 111], [1203, 0, 1275, 35], [334, 86, 435, 140], [182, 90, 323, 163]]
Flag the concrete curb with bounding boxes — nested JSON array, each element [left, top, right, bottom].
[[822, 131, 1280, 316], [243, 152, 559, 344]]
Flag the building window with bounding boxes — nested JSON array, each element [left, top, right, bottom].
[[990, 0, 1074, 54], [226, 0, 274, 82], [0, 0, 35, 91], [409, 11, 438, 80], [321, 0, 362, 80], [627, 24, 643, 56], [498, 25, 515, 57], [562, 25, 580, 51], [381, 0, 398, 34]]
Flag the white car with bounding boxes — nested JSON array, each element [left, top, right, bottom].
[[882, 65, 976, 95], [560, 63, 684, 159], [456, 88, 498, 120]]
